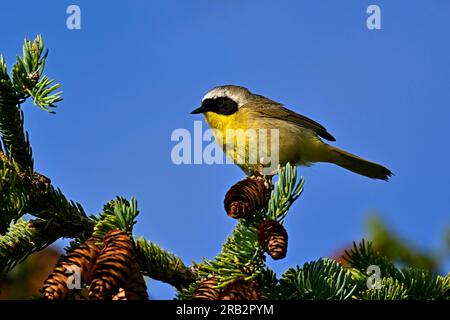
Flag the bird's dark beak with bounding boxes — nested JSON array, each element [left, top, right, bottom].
[[190, 105, 206, 114]]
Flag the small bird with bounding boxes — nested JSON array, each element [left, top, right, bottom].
[[191, 85, 392, 180]]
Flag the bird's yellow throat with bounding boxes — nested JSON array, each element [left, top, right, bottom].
[[204, 111, 240, 131]]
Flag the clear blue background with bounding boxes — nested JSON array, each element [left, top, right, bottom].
[[1, 1, 449, 299]]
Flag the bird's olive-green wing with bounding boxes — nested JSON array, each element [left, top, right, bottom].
[[245, 101, 336, 142]]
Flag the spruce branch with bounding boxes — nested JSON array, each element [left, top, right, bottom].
[[0, 153, 29, 232], [278, 258, 356, 300], [199, 217, 266, 288], [135, 237, 196, 290], [0, 35, 62, 171], [28, 186, 93, 239], [92, 197, 138, 239], [400, 268, 450, 300], [266, 163, 304, 222], [343, 239, 403, 280], [3, 154, 94, 238], [259, 268, 279, 300], [11, 35, 62, 112], [0, 150, 93, 269], [0, 57, 33, 170], [343, 240, 450, 299], [358, 277, 408, 300], [0, 218, 62, 272]]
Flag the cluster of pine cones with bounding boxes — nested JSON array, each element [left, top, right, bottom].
[[192, 176, 289, 300], [224, 176, 288, 261], [42, 176, 287, 300], [41, 230, 148, 300]]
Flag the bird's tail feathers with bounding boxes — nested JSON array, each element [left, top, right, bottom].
[[321, 145, 393, 181]]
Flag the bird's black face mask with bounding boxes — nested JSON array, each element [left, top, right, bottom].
[[191, 97, 238, 115]]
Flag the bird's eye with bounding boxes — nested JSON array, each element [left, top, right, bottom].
[[201, 97, 238, 115], [216, 97, 238, 115], [218, 98, 225, 107]]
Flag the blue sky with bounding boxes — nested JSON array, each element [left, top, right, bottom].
[[1, 1, 449, 299]]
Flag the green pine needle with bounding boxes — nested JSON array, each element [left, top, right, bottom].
[[266, 163, 304, 222], [278, 258, 356, 300], [92, 197, 139, 238], [358, 277, 408, 300], [10, 35, 62, 112]]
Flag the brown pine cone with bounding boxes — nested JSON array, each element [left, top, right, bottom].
[[258, 220, 288, 260], [193, 277, 219, 300], [111, 288, 128, 300], [89, 230, 134, 300], [41, 238, 102, 300], [224, 177, 270, 219], [220, 279, 260, 300], [112, 259, 148, 300]]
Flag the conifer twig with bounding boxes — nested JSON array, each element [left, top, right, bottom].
[[135, 237, 196, 290]]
